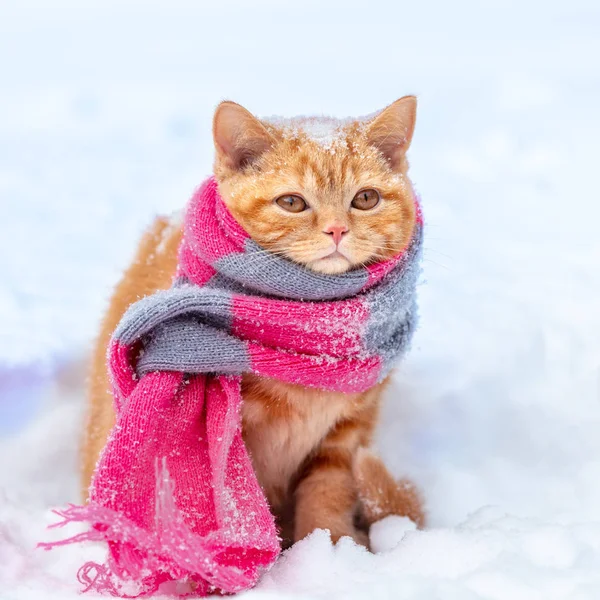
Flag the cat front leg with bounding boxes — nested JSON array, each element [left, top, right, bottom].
[[293, 417, 370, 548]]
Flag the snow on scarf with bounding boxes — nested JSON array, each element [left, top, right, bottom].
[[41, 177, 423, 597]]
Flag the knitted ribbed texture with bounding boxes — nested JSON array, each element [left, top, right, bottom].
[[40, 177, 423, 597]]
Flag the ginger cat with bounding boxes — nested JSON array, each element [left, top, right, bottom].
[[82, 97, 425, 548]]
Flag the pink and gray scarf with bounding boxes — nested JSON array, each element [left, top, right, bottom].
[[42, 177, 423, 596]]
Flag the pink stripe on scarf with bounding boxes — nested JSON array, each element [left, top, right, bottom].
[[248, 344, 382, 393], [232, 294, 369, 357], [185, 178, 249, 264]]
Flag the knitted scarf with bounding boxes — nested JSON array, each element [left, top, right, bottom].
[[42, 177, 423, 597]]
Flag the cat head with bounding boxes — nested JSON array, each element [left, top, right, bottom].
[[212, 97, 418, 275]]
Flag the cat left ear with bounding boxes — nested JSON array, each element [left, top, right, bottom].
[[213, 101, 274, 171], [365, 96, 417, 171]]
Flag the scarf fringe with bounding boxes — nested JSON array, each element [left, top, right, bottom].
[[39, 459, 272, 597]]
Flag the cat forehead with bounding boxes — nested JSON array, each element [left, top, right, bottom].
[[262, 113, 379, 150]]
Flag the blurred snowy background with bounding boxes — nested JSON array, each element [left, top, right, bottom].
[[1, 0, 600, 598]]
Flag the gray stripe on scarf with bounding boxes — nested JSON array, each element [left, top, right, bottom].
[[362, 222, 423, 362], [136, 316, 249, 375], [114, 286, 234, 345], [214, 239, 368, 301]]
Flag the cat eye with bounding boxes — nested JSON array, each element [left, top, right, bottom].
[[351, 189, 381, 211], [275, 194, 308, 213]]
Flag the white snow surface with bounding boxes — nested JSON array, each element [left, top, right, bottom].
[[2, 0, 600, 598]]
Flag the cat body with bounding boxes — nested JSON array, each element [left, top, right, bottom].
[[82, 98, 425, 547]]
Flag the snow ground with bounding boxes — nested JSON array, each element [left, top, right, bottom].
[[1, 0, 600, 598]]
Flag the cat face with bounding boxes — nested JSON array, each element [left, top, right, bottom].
[[212, 98, 417, 274]]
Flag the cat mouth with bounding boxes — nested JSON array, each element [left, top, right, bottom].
[[305, 249, 354, 274], [322, 250, 348, 261], [302, 247, 356, 274], [314, 249, 351, 265]]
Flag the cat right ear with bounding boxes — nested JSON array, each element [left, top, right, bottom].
[[213, 101, 274, 171], [365, 96, 417, 172]]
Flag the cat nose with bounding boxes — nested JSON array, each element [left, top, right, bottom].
[[323, 224, 349, 246]]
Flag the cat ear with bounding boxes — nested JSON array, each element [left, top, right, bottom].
[[365, 96, 417, 171], [213, 101, 274, 171]]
